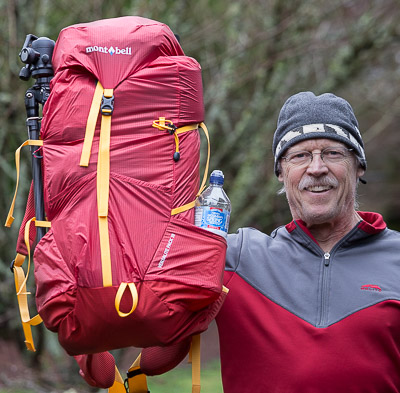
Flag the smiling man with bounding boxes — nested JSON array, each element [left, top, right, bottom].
[[216, 92, 400, 393]]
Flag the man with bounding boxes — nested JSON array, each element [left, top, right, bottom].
[[216, 92, 400, 392]]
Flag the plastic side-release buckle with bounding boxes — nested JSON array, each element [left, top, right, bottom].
[[124, 368, 150, 393], [101, 94, 114, 116]]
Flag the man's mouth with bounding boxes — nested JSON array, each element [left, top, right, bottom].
[[304, 185, 333, 193]]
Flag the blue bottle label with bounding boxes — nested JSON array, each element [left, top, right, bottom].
[[198, 206, 229, 233]]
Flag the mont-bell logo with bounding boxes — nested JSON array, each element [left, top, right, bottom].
[[85, 45, 132, 55]]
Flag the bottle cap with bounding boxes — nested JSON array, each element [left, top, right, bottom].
[[210, 170, 224, 185]]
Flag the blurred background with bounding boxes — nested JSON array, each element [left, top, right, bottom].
[[0, 0, 399, 392]]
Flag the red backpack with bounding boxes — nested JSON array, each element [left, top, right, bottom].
[[6, 16, 227, 392]]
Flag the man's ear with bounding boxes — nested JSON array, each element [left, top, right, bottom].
[[278, 172, 284, 182], [357, 166, 365, 179]]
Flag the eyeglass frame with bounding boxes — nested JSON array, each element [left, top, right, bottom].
[[280, 146, 355, 167]]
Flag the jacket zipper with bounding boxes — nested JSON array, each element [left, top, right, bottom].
[[323, 252, 330, 266], [294, 221, 362, 328], [318, 252, 331, 326], [317, 224, 362, 326]]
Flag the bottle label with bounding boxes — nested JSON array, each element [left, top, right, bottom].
[[195, 206, 230, 233]]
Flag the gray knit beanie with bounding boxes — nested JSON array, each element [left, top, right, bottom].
[[272, 92, 367, 176]]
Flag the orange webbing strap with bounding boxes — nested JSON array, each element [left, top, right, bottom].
[[121, 336, 201, 393], [124, 353, 150, 393], [13, 217, 50, 351], [79, 82, 114, 287], [13, 252, 42, 352], [152, 117, 204, 165], [108, 367, 127, 393], [189, 335, 201, 393], [171, 122, 211, 216], [97, 88, 113, 287], [5, 139, 44, 228], [152, 117, 197, 160], [114, 282, 138, 317], [80, 81, 104, 167]]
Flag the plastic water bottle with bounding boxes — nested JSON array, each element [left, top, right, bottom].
[[195, 170, 231, 238]]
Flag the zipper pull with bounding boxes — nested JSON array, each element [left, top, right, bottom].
[[324, 252, 330, 266]]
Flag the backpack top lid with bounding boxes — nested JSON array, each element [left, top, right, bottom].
[[52, 16, 184, 89]]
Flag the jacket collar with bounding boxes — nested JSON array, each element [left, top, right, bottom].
[[285, 211, 387, 247]]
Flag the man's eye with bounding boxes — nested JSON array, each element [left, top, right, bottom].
[[324, 149, 344, 157], [291, 152, 308, 160]]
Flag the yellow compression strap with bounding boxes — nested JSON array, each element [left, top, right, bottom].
[[97, 88, 113, 287], [5, 139, 44, 228], [17, 217, 51, 297], [79, 82, 114, 288], [80, 81, 104, 167], [14, 217, 50, 351], [124, 353, 149, 393], [13, 253, 43, 352], [189, 335, 201, 393], [152, 118, 209, 216], [171, 122, 211, 216], [115, 282, 138, 318], [108, 367, 126, 393], [152, 118, 202, 161], [122, 336, 201, 393]]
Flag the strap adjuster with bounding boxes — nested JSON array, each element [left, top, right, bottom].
[[126, 368, 144, 379], [124, 369, 150, 393], [101, 95, 114, 116]]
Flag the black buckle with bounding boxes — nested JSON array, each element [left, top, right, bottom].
[[124, 368, 150, 393], [124, 378, 151, 393], [101, 95, 114, 116], [10, 259, 15, 273], [126, 368, 144, 379], [167, 123, 177, 135]]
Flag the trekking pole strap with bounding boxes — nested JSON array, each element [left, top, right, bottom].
[[5, 139, 43, 228], [13, 252, 43, 352], [12, 215, 51, 352]]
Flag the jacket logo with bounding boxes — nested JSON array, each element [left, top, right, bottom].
[[85, 46, 132, 55], [158, 233, 175, 268], [361, 284, 382, 292]]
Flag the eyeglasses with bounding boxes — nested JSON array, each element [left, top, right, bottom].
[[281, 147, 354, 166]]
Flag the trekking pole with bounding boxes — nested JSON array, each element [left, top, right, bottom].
[[19, 35, 55, 242]]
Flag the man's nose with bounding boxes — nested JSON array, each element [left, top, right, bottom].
[[306, 153, 329, 175]]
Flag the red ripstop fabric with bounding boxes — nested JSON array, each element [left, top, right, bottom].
[[20, 16, 226, 362]]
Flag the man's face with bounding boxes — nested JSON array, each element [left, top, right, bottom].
[[278, 138, 365, 226]]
